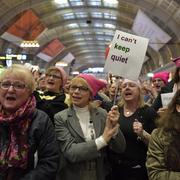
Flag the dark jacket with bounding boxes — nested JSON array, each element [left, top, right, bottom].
[[34, 91, 68, 123], [152, 80, 175, 111], [0, 109, 59, 180]]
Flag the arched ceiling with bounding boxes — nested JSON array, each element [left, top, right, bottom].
[[0, 0, 179, 76]]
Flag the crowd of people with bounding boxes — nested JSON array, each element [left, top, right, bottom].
[[0, 56, 179, 180]]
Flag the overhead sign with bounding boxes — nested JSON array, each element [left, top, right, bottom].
[[1, 9, 46, 46], [37, 38, 65, 62], [104, 30, 149, 80], [132, 10, 171, 51], [61, 53, 75, 63]]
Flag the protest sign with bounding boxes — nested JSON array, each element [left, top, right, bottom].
[[104, 30, 149, 80], [161, 92, 175, 107]]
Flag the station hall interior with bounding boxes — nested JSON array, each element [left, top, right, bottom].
[[0, 0, 179, 80]]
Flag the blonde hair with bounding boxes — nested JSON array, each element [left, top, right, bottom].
[[69, 76, 94, 107], [118, 85, 145, 108], [70, 76, 92, 93], [0, 64, 35, 93]]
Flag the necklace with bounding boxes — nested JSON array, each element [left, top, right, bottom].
[[126, 111, 131, 115], [124, 106, 136, 116], [125, 110, 133, 116]]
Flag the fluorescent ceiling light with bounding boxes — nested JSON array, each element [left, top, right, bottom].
[[71, 71, 79, 75], [103, 0, 118, 5], [55, 62, 68, 67], [147, 73, 154, 77], [20, 40, 40, 47], [104, 23, 116, 29], [67, 23, 79, 28], [54, 0, 68, 4]]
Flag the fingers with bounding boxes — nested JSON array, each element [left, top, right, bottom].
[[103, 124, 120, 143], [107, 105, 119, 124], [157, 107, 167, 116], [133, 119, 143, 135], [111, 105, 118, 111]]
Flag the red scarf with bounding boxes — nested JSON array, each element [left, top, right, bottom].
[[0, 95, 36, 172]]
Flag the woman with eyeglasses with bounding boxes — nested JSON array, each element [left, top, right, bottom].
[[34, 66, 68, 124], [146, 89, 180, 180], [54, 74, 126, 180], [0, 64, 59, 180]]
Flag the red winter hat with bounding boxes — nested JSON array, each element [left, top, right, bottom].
[[152, 72, 169, 85], [78, 74, 107, 97], [172, 56, 180, 67]]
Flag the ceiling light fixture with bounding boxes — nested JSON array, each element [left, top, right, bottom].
[[55, 62, 68, 67], [103, 0, 118, 4], [71, 71, 79, 75], [54, 0, 68, 4], [20, 40, 40, 48]]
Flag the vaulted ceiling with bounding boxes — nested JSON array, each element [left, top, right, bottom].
[[0, 0, 179, 76]]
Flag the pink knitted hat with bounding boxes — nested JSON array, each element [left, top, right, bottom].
[[152, 71, 169, 85], [46, 66, 68, 87], [78, 74, 107, 97], [172, 56, 180, 67]]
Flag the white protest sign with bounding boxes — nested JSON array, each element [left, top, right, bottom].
[[104, 30, 149, 80], [161, 92, 175, 107]]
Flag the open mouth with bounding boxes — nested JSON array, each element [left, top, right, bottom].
[[125, 92, 132, 96], [6, 96, 16, 101], [155, 85, 161, 89], [72, 96, 81, 101], [47, 81, 54, 85]]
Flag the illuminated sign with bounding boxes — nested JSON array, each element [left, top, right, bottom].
[[0, 54, 32, 61]]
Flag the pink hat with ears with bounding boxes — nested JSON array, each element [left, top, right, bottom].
[[152, 71, 169, 85], [172, 56, 180, 67], [78, 74, 107, 97]]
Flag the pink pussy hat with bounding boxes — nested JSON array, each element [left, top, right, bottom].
[[78, 74, 107, 97], [172, 56, 180, 67], [152, 71, 169, 85]]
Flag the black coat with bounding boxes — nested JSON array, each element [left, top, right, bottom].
[[34, 91, 68, 123], [152, 80, 175, 111], [0, 109, 59, 180]]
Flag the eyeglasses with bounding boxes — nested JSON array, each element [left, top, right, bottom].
[[46, 74, 62, 79], [0, 81, 28, 90], [70, 85, 89, 92]]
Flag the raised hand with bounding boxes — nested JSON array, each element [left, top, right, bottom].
[[133, 119, 143, 136], [103, 105, 120, 143]]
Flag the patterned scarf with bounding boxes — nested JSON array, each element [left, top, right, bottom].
[[0, 95, 36, 172]]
